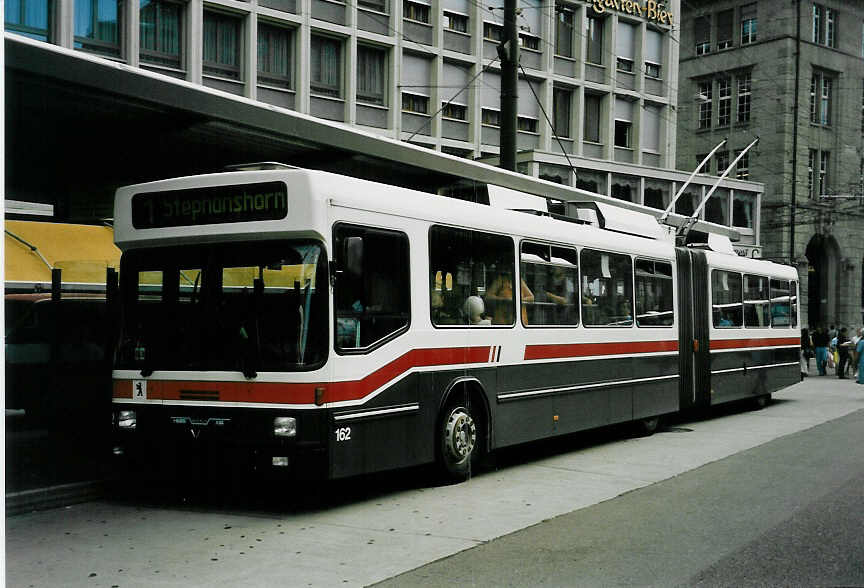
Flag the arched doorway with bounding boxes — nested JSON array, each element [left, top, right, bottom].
[[805, 234, 840, 327]]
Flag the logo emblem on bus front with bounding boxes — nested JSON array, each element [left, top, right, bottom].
[[170, 417, 231, 439]]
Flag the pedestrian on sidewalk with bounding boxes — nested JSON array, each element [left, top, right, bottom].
[[856, 328, 864, 385], [801, 327, 814, 372], [836, 327, 850, 379], [852, 328, 861, 379], [813, 326, 830, 376]]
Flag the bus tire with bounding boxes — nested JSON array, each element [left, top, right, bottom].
[[633, 415, 661, 437], [437, 402, 479, 483], [752, 393, 771, 410]]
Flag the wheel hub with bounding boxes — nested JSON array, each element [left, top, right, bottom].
[[444, 409, 476, 463]]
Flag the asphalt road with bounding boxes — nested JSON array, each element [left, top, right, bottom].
[[376, 408, 864, 587]]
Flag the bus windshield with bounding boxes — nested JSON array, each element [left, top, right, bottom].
[[116, 240, 328, 374]]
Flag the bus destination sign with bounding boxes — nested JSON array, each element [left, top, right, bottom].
[[132, 182, 288, 228]]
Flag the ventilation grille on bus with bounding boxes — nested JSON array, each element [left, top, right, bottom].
[[179, 389, 220, 401]]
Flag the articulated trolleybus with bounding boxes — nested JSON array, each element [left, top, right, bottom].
[[111, 167, 800, 482]]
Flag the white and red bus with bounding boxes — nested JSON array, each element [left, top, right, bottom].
[[110, 167, 800, 482]]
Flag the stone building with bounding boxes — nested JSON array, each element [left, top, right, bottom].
[[676, 0, 864, 329]]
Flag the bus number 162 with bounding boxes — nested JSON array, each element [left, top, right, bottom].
[[335, 427, 352, 442]]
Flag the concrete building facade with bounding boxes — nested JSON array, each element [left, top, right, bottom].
[[7, 0, 764, 251], [676, 0, 864, 329]]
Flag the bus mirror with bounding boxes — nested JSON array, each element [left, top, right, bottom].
[[345, 237, 364, 279]]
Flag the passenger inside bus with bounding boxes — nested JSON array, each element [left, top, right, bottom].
[[486, 272, 534, 324], [463, 296, 491, 325]]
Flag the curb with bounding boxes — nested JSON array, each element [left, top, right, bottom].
[[6, 480, 107, 516]]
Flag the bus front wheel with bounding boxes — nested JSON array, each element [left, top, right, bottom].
[[437, 403, 478, 482]]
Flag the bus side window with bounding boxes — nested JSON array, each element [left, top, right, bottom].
[[334, 224, 410, 350], [429, 226, 514, 327]]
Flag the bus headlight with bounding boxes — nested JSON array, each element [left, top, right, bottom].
[[117, 410, 137, 430], [273, 417, 297, 438]]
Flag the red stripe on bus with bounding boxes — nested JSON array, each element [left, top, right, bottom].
[[112, 346, 492, 404], [710, 337, 801, 350], [524, 340, 679, 361]]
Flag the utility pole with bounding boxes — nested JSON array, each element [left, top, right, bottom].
[[498, 0, 519, 172], [790, 0, 800, 263]]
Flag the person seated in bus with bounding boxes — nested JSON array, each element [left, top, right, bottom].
[[486, 272, 533, 324], [545, 266, 575, 307], [463, 296, 491, 325]]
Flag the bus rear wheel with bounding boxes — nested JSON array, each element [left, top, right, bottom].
[[438, 403, 478, 482], [633, 415, 661, 437]]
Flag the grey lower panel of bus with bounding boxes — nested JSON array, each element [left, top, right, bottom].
[[329, 354, 679, 479], [709, 347, 800, 405]]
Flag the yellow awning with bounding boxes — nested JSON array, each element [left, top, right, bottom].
[[5, 220, 121, 284]]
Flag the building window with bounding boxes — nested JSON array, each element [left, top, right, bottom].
[[553, 87, 571, 139], [716, 9, 733, 49], [257, 23, 292, 88], [808, 149, 816, 198], [696, 153, 709, 173], [402, 92, 428, 114], [555, 4, 574, 58], [403, 0, 429, 23], [644, 188, 664, 209], [203, 11, 240, 80], [481, 108, 500, 127], [733, 192, 754, 228], [642, 103, 661, 152], [519, 33, 539, 51], [357, 45, 386, 105], [6, 0, 51, 41], [810, 72, 832, 125], [698, 80, 712, 129], [735, 150, 750, 179], [74, 0, 121, 57], [644, 28, 662, 79], [483, 21, 502, 42], [586, 14, 603, 65], [715, 150, 730, 174], [616, 21, 635, 73], [443, 11, 467, 33], [819, 151, 829, 196], [310, 35, 342, 97], [737, 72, 751, 123], [517, 116, 538, 133], [611, 183, 632, 202], [140, 0, 182, 69], [695, 14, 710, 55], [740, 3, 757, 44], [442, 102, 467, 120], [717, 78, 731, 127], [813, 4, 835, 47], [358, 0, 386, 12], [583, 93, 601, 143], [614, 98, 632, 148]]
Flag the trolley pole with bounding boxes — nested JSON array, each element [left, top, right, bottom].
[[498, 0, 519, 172]]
